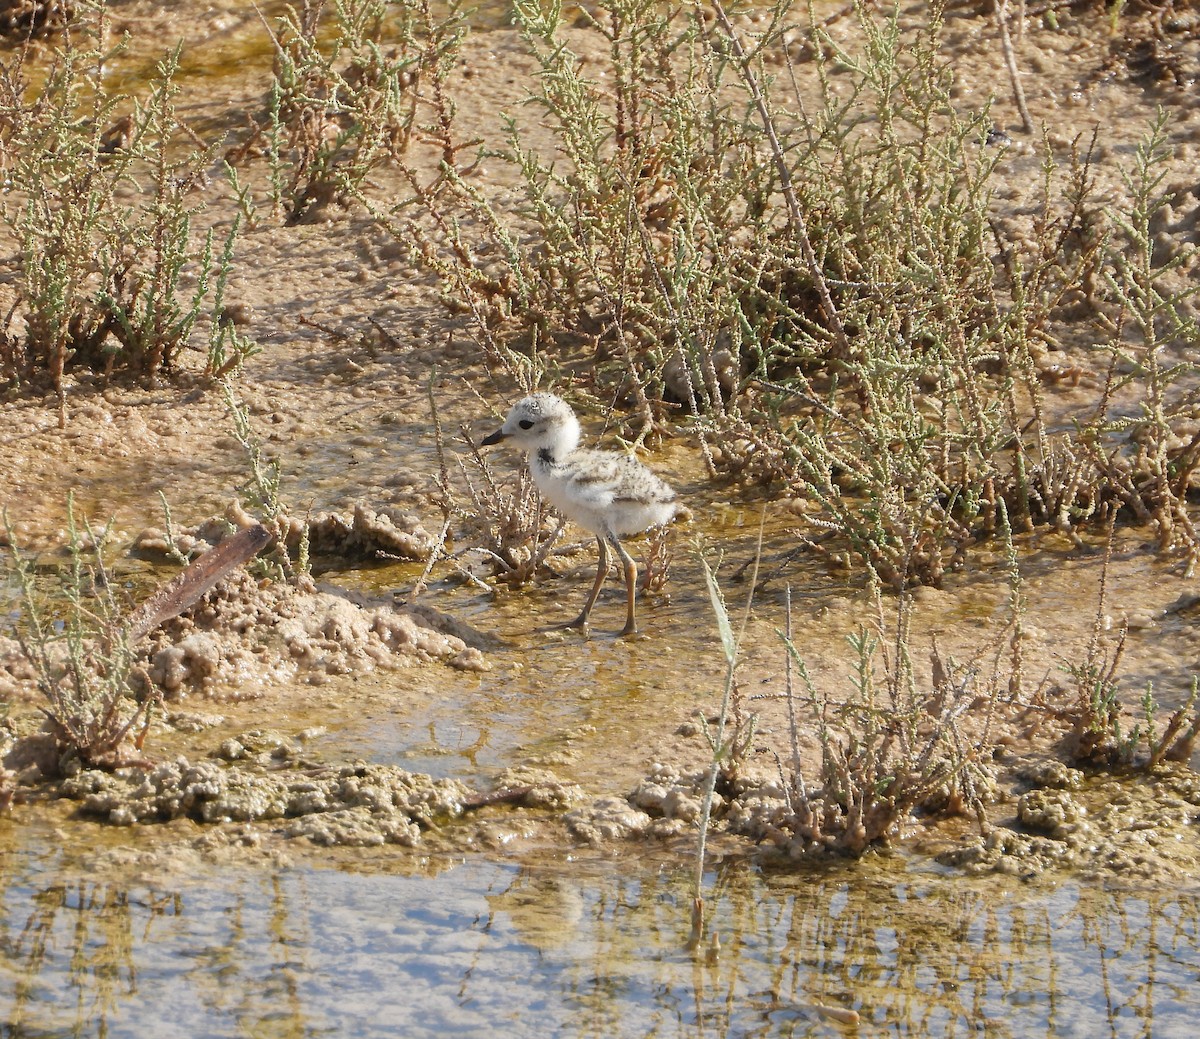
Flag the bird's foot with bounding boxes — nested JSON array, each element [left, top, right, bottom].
[[554, 613, 591, 633]]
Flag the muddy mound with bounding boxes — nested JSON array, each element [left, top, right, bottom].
[[61, 756, 472, 847], [143, 571, 488, 698]]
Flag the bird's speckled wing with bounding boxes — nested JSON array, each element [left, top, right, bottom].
[[536, 448, 675, 536]]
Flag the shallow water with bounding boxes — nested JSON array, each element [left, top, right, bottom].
[[2, 818, 1197, 1039]]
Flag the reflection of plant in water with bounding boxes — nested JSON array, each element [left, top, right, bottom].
[[746, 869, 1035, 1028], [4, 880, 151, 1036], [4, 497, 159, 768], [752, 871, 1194, 1034], [1080, 888, 1200, 1033], [498, 857, 1200, 1036], [0, 872, 315, 1035]]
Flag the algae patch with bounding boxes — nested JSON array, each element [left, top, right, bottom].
[[59, 756, 471, 846], [938, 763, 1200, 884]]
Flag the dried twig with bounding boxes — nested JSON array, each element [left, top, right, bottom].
[[995, 0, 1034, 133]]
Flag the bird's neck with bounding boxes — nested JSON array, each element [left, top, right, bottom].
[[534, 417, 581, 465], [559, 415, 582, 453]]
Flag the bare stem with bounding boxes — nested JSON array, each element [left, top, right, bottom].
[[995, 0, 1034, 134]]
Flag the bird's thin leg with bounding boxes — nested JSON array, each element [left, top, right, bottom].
[[564, 535, 609, 629], [610, 534, 639, 637]]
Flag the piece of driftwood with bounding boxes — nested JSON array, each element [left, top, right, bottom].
[[125, 524, 273, 642], [461, 786, 535, 809]]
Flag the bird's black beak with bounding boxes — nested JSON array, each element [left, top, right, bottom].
[[481, 428, 507, 446]]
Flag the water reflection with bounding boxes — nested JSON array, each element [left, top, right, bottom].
[[0, 839, 1197, 1039]]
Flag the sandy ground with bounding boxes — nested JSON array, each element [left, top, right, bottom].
[[2, 0, 1200, 881]]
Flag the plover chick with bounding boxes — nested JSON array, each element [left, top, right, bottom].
[[482, 393, 677, 636]]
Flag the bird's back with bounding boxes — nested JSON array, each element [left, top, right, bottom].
[[534, 446, 676, 537]]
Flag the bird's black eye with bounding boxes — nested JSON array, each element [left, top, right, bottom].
[[518, 419, 534, 430]]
